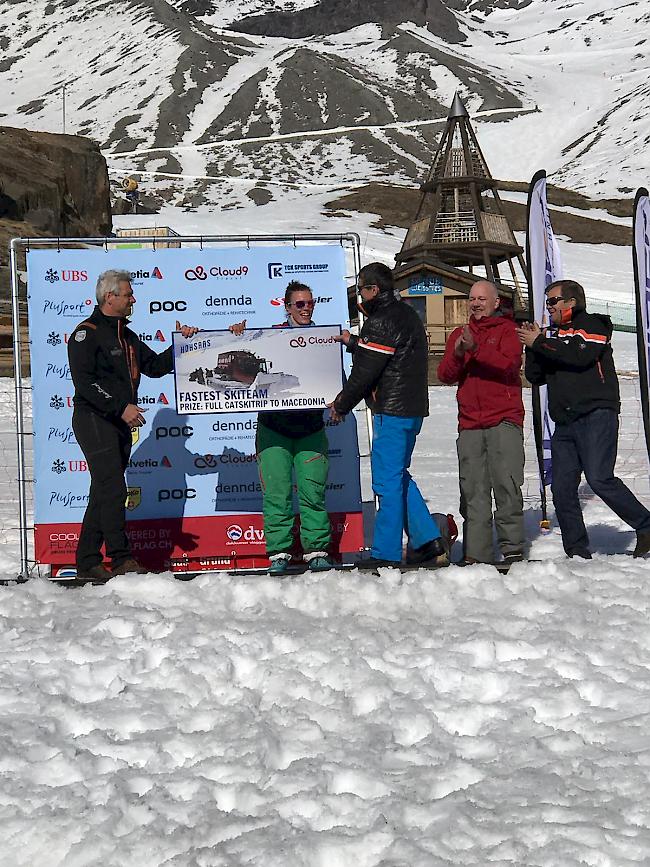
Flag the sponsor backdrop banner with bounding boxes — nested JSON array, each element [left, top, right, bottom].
[[27, 245, 363, 571], [526, 170, 563, 526], [174, 326, 343, 414], [633, 188, 650, 465]]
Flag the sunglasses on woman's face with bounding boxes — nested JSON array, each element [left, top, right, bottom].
[[290, 299, 315, 309]]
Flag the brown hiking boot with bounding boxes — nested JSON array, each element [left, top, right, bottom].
[[633, 530, 650, 558], [76, 564, 112, 582], [111, 557, 148, 576]]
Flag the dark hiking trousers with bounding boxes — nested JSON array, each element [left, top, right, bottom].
[[551, 407, 650, 556], [72, 409, 132, 570]]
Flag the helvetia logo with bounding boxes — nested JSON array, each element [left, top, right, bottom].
[[131, 268, 163, 280], [270, 297, 284, 306], [139, 393, 169, 405]]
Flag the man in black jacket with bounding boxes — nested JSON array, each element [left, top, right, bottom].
[[330, 262, 446, 568], [517, 278, 650, 558], [68, 269, 198, 579]]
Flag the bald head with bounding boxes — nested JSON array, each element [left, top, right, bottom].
[[469, 280, 500, 320]]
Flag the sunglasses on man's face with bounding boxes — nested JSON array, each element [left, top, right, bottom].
[[290, 299, 315, 309], [545, 295, 564, 308]]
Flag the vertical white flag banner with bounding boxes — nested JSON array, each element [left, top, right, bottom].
[[526, 170, 563, 524], [633, 187, 650, 465]]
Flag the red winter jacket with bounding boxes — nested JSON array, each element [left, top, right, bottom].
[[437, 313, 524, 431]]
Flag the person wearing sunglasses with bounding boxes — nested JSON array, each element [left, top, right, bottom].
[[517, 279, 650, 559], [438, 280, 525, 567], [329, 262, 449, 570], [229, 280, 332, 574]]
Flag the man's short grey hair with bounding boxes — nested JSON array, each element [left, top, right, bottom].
[[96, 269, 132, 305]]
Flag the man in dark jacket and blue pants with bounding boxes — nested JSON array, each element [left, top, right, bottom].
[[330, 262, 446, 569], [518, 278, 650, 558], [68, 269, 198, 580]]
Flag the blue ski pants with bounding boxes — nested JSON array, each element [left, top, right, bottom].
[[370, 414, 440, 562]]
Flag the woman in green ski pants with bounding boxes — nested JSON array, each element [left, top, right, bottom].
[[229, 281, 332, 574]]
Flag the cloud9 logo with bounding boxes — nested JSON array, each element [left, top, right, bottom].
[[185, 265, 249, 281]]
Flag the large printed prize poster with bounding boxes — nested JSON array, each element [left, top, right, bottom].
[[27, 244, 363, 573], [173, 326, 343, 414]]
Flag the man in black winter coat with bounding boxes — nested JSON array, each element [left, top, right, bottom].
[[517, 278, 650, 558], [68, 269, 198, 580], [330, 262, 446, 568]]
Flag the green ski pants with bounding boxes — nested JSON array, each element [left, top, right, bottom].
[[256, 425, 331, 557]]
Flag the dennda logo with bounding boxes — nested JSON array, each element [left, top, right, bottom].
[[204, 294, 253, 308], [185, 265, 249, 281]]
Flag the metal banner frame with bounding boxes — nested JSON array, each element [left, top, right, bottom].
[[9, 232, 364, 579]]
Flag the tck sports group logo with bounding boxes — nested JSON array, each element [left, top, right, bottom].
[[267, 262, 329, 279]]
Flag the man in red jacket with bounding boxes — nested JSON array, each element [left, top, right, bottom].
[[438, 280, 525, 566]]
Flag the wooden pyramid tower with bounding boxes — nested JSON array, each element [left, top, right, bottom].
[[394, 93, 526, 307]]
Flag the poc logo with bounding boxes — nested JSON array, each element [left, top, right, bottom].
[[149, 300, 187, 313], [268, 263, 283, 279], [158, 488, 196, 501], [155, 425, 193, 440]]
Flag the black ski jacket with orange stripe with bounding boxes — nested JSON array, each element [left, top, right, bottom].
[[333, 291, 429, 417], [68, 306, 172, 420], [524, 310, 620, 425]]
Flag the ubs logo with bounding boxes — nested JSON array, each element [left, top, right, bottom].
[[289, 336, 306, 348]]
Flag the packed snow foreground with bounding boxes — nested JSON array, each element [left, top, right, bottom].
[[2, 559, 650, 865]]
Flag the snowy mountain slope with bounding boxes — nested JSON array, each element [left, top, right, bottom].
[[1, 0, 648, 213]]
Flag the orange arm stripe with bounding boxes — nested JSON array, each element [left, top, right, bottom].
[[360, 341, 395, 356], [558, 328, 608, 344]]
